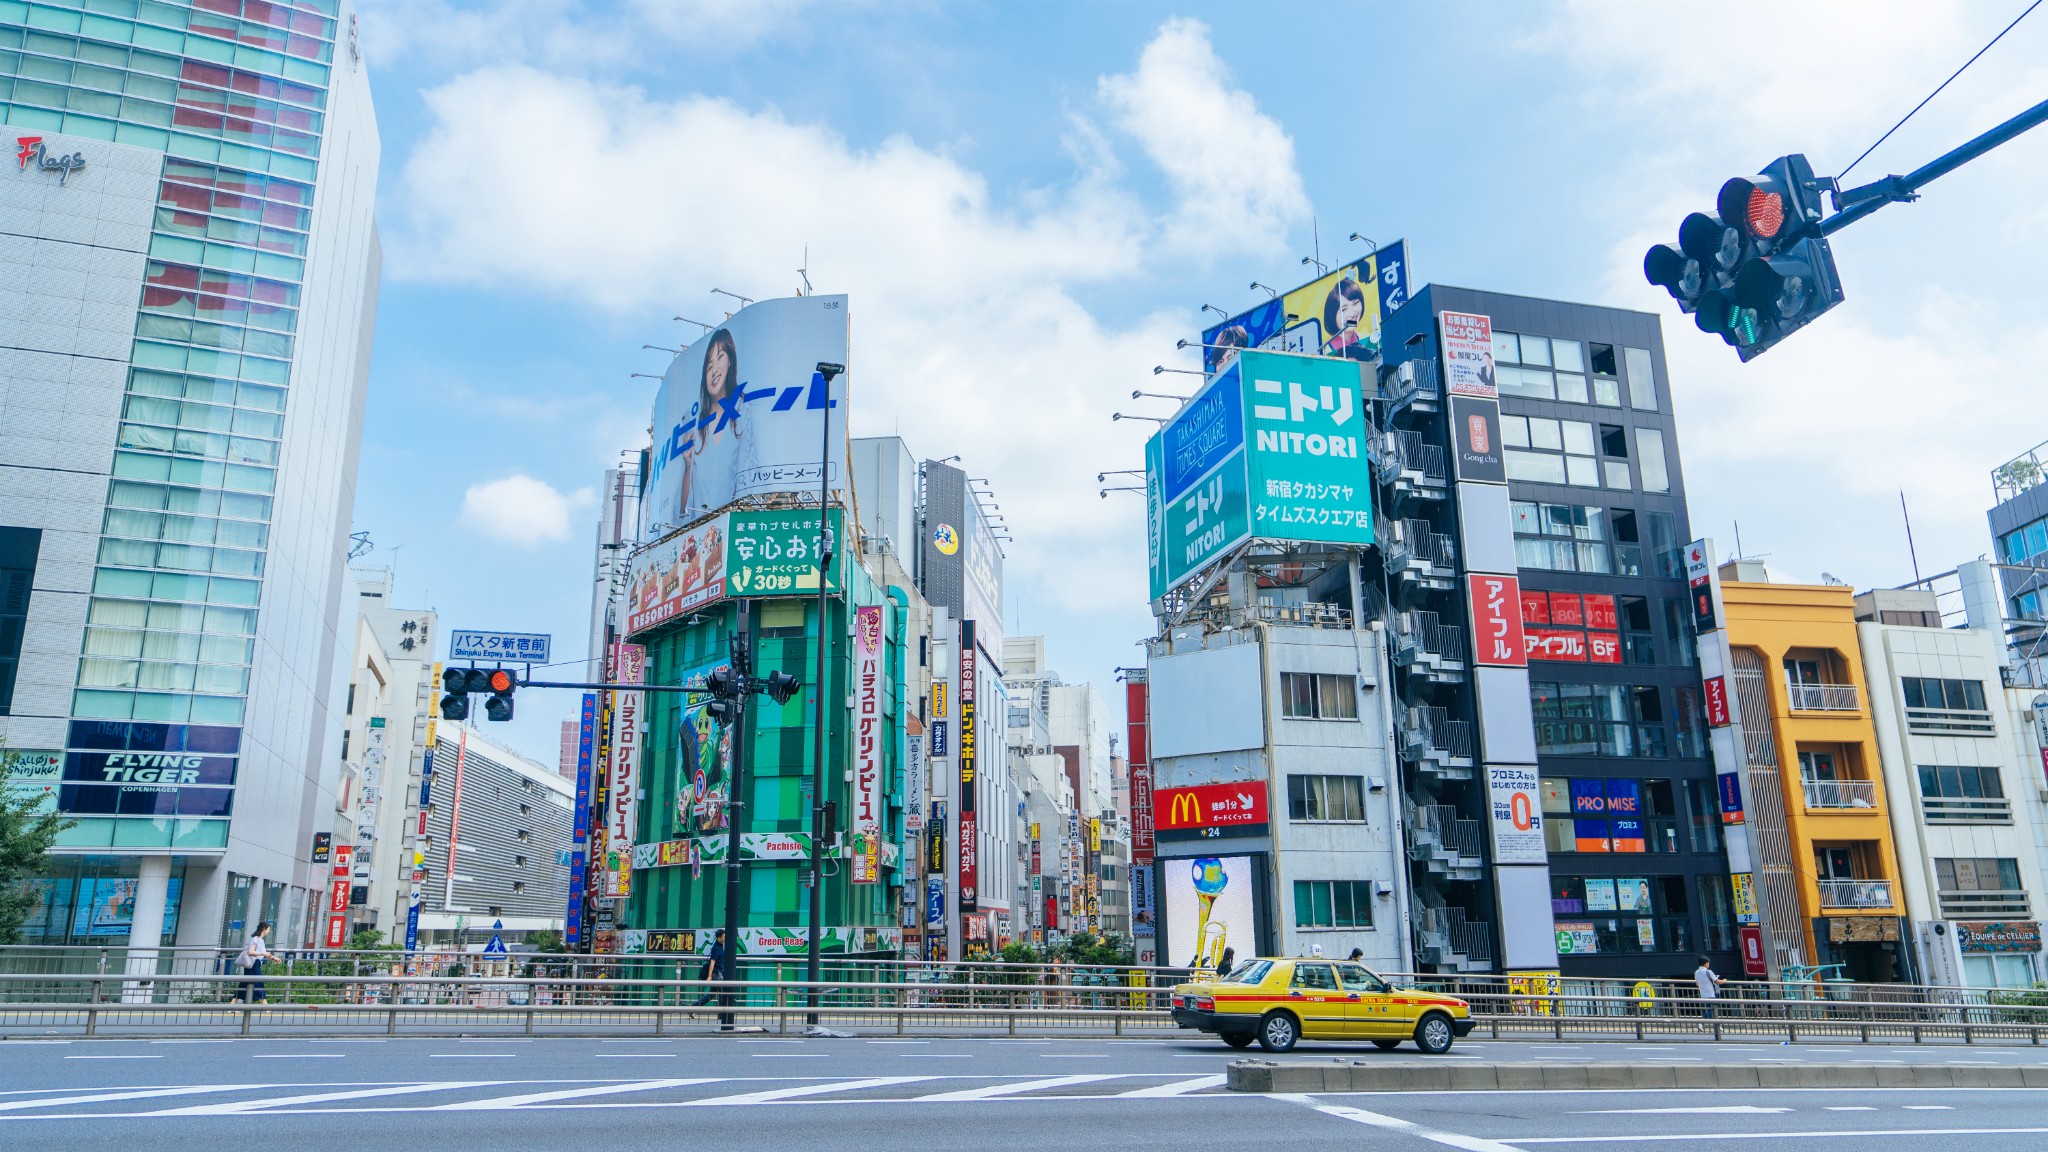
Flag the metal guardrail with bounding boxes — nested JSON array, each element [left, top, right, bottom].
[[1801, 777, 1877, 809], [1785, 680, 1860, 711]]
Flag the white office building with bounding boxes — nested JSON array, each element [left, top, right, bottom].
[[0, 2, 379, 962]]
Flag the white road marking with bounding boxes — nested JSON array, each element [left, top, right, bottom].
[[866, 1040, 929, 1045], [1044, 1053, 1112, 1058], [915, 1075, 1121, 1101], [0, 1085, 263, 1112], [1513, 1126, 2048, 1144], [1572, 1098, 1785, 1106], [1282, 1095, 1526, 1152], [147, 1081, 502, 1115], [1826, 1106, 1876, 1111], [149, 1040, 231, 1045], [1905, 1105, 1954, 1110], [681, 1077, 936, 1106], [435, 1078, 716, 1109], [898, 1054, 974, 1058], [592, 1053, 676, 1059], [429, 1053, 518, 1058], [251, 1054, 343, 1059], [63, 1055, 160, 1061], [750, 1053, 829, 1059], [1118, 1075, 1226, 1097]]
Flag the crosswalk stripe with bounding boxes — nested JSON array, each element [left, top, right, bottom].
[[680, 1077, 938, 1106], [147, 1081, 504, 1115], [434, 1078, 719, 1110], [1118, 1075, 1227, 1097], [913, 1075, 1121, 1101], [0, 1085, 264, 1113]]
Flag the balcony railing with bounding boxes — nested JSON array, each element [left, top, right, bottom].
[[1816, 879, 1894, 910], [1905, 707, 1996, 736], [1785, 679, 1859, 712], [1922, 795, 2014, 823], [1800, 777, 1877, 810], [1939, 889, 2031, 919]]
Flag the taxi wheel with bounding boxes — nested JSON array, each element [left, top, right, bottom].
[[1414, 1012, 1456, 1055], [1258, 1011, 1300, 1053], [1222, 1032, 1255, 1049], [1371, 1039, 1401, 1051]]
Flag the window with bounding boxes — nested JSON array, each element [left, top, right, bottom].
[[2002, 518, 2048, 565], [1902, 676, 1994, 735], [1550, 875, 1673, 953], [1502, 415, 1601, 488], [1619, 596, 1655, 665], [1672, 686, 1707, 759], [1696, 874, 1735, 951], [1682, 777, 1722, 852], [339, 729, 350, 761], [1530, 682, 1667, 758], [1636, 428, 1671, 492], [1511, 502, 1616, 573], [0, 528, 38, 716], [1623, 347, 1658, 411], [1281, 672, 1357, 720], [1293, 881, 1374, 929], [1935, 857, 2028, 917], [1919, 764, 2011, 823], [345, 683, 355, 715], [1288, 775, 1367, 822], [1598, 424, 1632, 490], [1590, 343, 1619, 376]]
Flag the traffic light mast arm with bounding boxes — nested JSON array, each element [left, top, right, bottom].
[[1821, 96, 2048, 237], [516, 677, 714, 695]]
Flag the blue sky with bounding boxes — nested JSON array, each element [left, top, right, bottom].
[[346, 0, 2048, 763]]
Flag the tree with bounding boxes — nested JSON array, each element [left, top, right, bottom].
[[526, 929, 566, 954], [0, 751, 71, 944]]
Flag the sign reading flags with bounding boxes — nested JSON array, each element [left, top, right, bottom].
[[851, 604, 886, 884], [1154, 780, 1269, 840]]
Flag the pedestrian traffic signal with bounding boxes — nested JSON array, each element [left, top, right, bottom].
[[1644, 153, 1843, 361], [483, 667, 516, 722], [762, 670, 800, 705]]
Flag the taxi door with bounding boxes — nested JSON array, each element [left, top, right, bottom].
[[1284, 961, 1348, 1039], [1335, 962, 1399, 1038]]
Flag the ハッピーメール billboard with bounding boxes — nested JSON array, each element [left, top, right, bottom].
[[1161, 854, 1260, 970], [645, 295, 850, 532]]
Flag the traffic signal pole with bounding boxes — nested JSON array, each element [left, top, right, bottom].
[[721, 599, 753, 1028], [1821, 96, 2048, 236]]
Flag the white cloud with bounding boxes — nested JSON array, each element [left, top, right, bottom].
[[1097, 16, 1309, 259], [461, 475, 596, 546], [393, 19, 1298, 618]]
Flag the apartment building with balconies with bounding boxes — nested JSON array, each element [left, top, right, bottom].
[[1857, 586, 2048, 989], [1714, 562, 1909, 982]]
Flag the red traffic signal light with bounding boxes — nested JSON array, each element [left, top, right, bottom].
[[488, 669, 515, 693]]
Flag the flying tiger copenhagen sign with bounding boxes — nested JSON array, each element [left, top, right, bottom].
[[1154, 781, 1269, 841]]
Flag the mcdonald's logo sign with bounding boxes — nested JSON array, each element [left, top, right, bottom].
[[1154, 781, 1268, 841]]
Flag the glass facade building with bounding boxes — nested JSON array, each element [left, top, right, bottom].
[[0, 0, 378, 947]]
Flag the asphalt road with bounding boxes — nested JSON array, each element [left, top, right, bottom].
[[8, 1036, 2048, 1150]]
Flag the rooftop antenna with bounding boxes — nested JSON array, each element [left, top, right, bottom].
[[347, 530, 373, 560], [1734, 521, 1743, 559], [797, 246, 813, 297], [1901, 489, 1923, 585]]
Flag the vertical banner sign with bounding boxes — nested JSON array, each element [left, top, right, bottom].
[[904, 716, 926, 834], [1467, 573, 1528, 666], [592, 667, 614, 899], [442, 728, 470, 909], [325, 843, 354, 948], [566, 691, 597, 946], [852, 604, 886, 884], [1703, 676, 1732, 728], [958, 620, 978, 914], [1439, 311, 1496, 399], [1126, 676, 1154, 865], [607, 643, 645, 899], [1686, 540, 1718, 633], [1487, 763, 1546, 863]]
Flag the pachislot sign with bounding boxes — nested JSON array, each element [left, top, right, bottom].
[[851, 604, 886, 884], [1155, 781, 1268, 840]]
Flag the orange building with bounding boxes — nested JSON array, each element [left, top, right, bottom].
[[1714, 561, 1907, 981]]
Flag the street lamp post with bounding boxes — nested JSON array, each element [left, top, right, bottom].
[[810, 361, 845, 1015]]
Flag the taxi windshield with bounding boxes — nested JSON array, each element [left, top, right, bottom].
[[1222, 959, 1272, 984]]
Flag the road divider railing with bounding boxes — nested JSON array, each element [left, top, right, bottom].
[[5, 972, 2048, 1044]]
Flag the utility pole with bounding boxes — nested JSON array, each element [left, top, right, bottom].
[[809, 362, 844, 1015]]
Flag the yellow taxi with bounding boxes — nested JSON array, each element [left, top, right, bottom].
[[1169, 957, 1475, 1054]]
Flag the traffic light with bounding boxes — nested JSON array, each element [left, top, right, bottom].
[[439, 666, 487, 721], [1645, 153, 1843, 361], [762, 670, 800, 705], [483, 667, 516, 722], [703, 664, 740, 725]]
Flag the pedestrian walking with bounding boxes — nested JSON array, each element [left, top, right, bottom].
[[1347, 948, 1365, 962], [695, 929, 729, 1006], [1694, 955, 1724, 1021], [1217, 947, 1236, 977], [234, 921, 272, 1004]]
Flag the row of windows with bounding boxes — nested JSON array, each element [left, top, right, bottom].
[[1901, 676, 1988, 712], [104, 506, 268, 550], [1919, 763, 2003, 800], [86, 596, 256, 635], [108, 477, 272, 522], [112, 447, 274, 494], [132, 336, 291, 385], [1292, 879, 1374, 929], [1491, 330, 1659, 412], [72, 686, 244, 725], [123, 393, 284, 438], [98, 535, 265, 578], [0, 14, 329, 99], [1542, 777, 1723, 856], [8, 2, 335, 71], [0, 71, 318, 154], [1504, 419, 1671, 494], [2001, 517, 2048, 567], [91, 564, 258, 606], [1529, 680, 1708, 760], [1511, 502, 1686, 578], [166, 155, 315, 209], [148, 231, 303, 283], [154, 206, 308, 261], [0, 98, 313, 178], [135, 312, 294, 360], [1938, 857, 2023, 892], [79, 655, 248, 693], [117, 421, 277, 465]]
